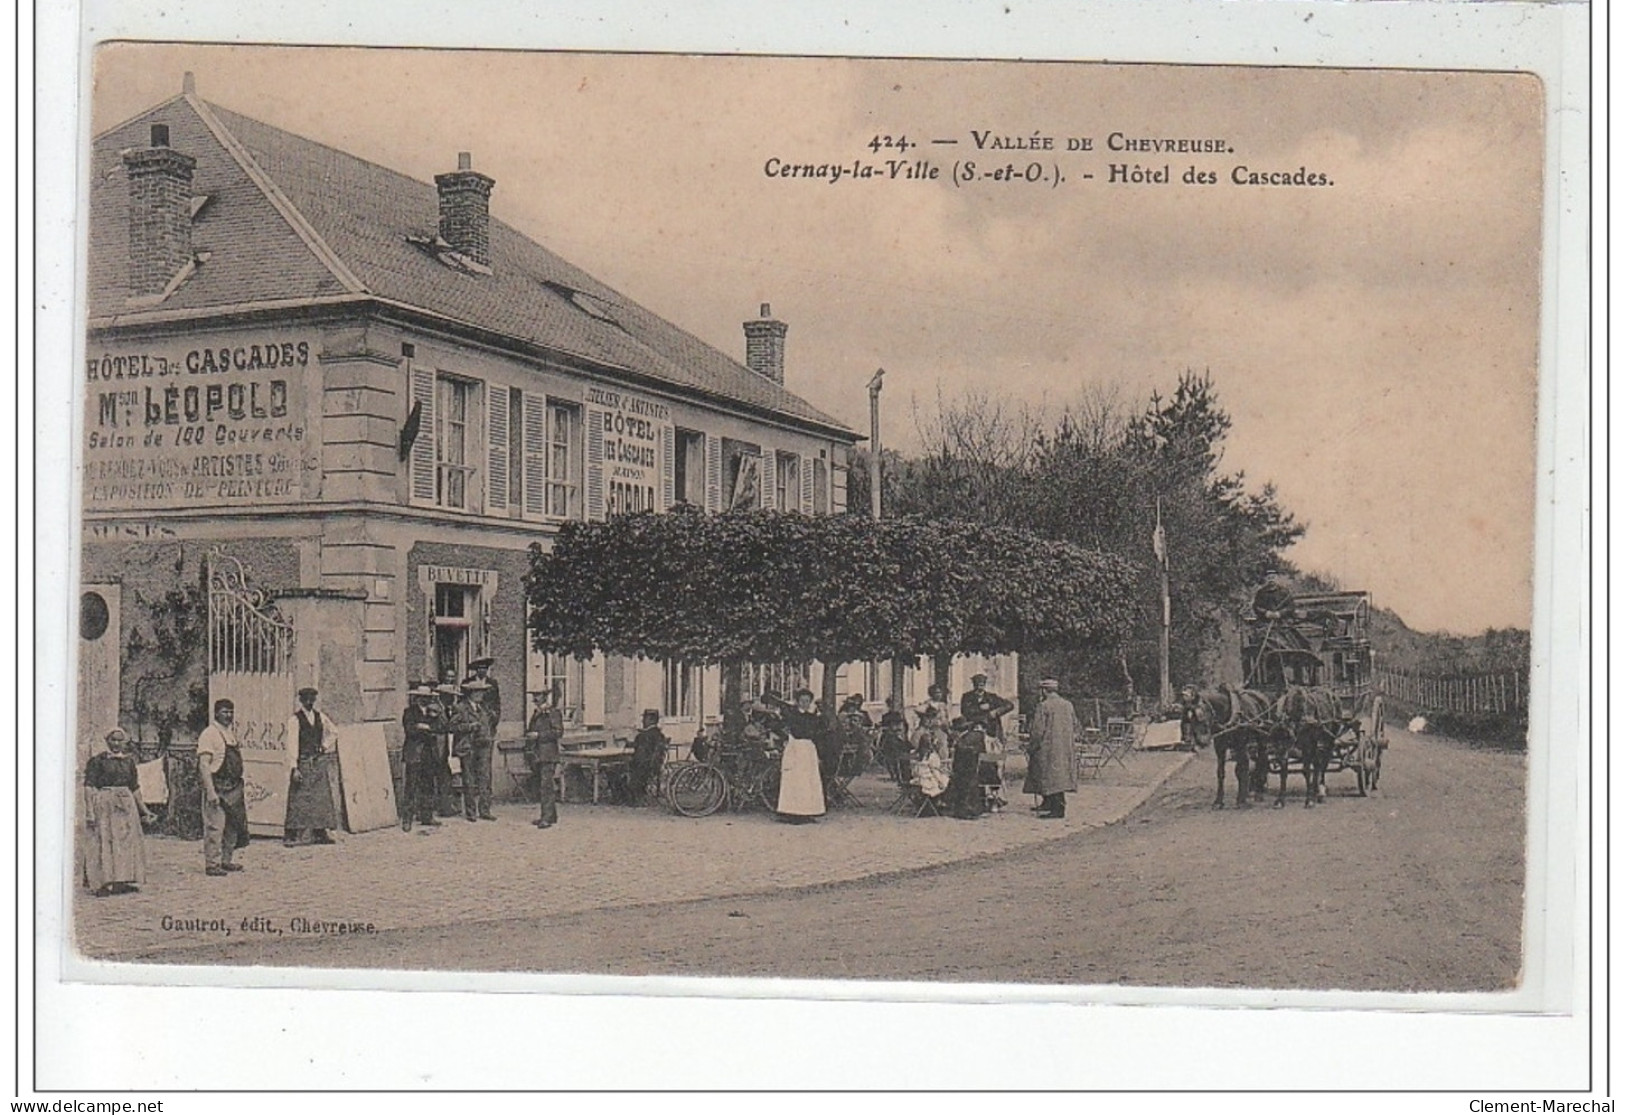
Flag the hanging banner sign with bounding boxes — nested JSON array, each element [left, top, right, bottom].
[[82, 329, 315, 509], [585, 385, 671, 517]]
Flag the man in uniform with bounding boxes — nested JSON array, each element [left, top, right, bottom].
[[959, 673, 1015, 739], [401, 684, 443, 832], [283, 687, 340, 846], [196, 699, 249, 875], [1023, 678, 1079, 820]]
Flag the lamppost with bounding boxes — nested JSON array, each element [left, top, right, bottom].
[[867, 368, 884, 522]]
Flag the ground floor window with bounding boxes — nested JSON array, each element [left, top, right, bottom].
[[744, 660, 809, 702], [432, 582, 478, 685], [663, 659, 697, 719], [527, 650, 586, 727]]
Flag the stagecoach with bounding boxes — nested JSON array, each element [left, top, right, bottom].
[[1241, 590, 1386, 796]]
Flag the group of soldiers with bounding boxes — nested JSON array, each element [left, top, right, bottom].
[[399, 657, 505, 830]]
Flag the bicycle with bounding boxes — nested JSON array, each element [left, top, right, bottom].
[[663, 744, 782, 818]]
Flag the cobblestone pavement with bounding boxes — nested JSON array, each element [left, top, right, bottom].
[[73, 749, 1192, 960]]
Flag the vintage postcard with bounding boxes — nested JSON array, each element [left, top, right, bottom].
[[35, 3, 1590, 1092]]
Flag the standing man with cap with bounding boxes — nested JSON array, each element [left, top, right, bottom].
[[432, 683, 462, 816], [196, 699, 249, 876], [1023, 678, 1079, 820], [401, 684, 444, 832], [452, 680, 497, 821], [526, 687, 565, 828], [284, 687, 340, 846]]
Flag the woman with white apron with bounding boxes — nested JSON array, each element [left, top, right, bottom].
[[766, 689, 826, 823]]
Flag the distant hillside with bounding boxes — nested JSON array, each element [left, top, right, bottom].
[[1367, 608, 1530, 678]]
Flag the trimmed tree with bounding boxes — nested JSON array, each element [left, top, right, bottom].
[[524, 506, 1137, 737]]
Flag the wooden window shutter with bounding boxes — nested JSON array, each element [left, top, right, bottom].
[[585, 408, 606, 520], [831, 463, 848, 514], [660, 425, 675, 511], [760, 451, 777, 510], [486, 386, 509, 513], [705, 433, 722, 513], [408, 364, 437, 506], [522, 392, 548, 520], [800, 455, 814, 514]]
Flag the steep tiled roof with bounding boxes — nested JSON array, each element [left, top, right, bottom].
[[88, 95, 854, 437]]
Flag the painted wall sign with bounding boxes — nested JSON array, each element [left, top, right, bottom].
[[82, 329, 315, 510], [585, 386, 672, 517]]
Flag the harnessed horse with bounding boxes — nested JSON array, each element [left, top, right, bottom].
[[1178, 685, 1273, 809], [1271, 684, 1343, 808]]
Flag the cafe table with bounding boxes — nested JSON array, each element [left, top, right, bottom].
[[559, 747, 634, 804]]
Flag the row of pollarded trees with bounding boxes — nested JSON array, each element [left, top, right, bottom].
[[524, 505, 1139, 738]]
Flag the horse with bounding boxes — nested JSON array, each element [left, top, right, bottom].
[[1270, 684, 1344, 808], [1178, 685, 1274, 809]]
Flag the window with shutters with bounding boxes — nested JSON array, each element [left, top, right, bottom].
[[547, 402, 581, 519], [435, 375, 481, 511], [673, 429, 706, 507], [774, 452, 799, 512]]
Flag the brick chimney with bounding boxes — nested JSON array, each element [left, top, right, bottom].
[[743, 303, 788, 385], [122, 123, 196, 297], [435, 152, 495, 268]]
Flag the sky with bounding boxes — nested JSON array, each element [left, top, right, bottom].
[[88, 45, 1544, 634]]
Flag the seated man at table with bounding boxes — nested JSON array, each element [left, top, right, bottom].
[[628, 709, 668, 805]]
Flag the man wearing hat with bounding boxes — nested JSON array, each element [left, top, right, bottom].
[[400, 684, 444, 832], [450, 680, 497, 821], [628, 709, 669, 806], [432, 683, 462, 815], [284, 686, 341, 846], [1023, 678, 1079, 819], [959, 672, 1015, 740], [463, 656, 501, 725]]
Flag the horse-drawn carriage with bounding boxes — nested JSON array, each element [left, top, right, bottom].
[[1184, 588, 1386, 807]]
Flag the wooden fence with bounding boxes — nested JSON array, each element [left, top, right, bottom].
[[1374, 666, 1526, 714]]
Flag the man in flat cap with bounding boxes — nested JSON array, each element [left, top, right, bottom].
[[1023, 678, 1078, 820], [284, 686, 340, 846], [959, 672, 1015, 740]]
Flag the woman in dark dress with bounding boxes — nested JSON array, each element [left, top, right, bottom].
[[82, 729, 152, 896]]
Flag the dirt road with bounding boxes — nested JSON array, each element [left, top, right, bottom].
[[148, 730, 1525, 992]]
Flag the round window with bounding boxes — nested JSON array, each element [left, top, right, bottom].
[[80, 591, 110, 641]]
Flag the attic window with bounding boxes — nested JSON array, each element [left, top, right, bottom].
[[541, 280, 625, 330], [406, 233, 493, 277]]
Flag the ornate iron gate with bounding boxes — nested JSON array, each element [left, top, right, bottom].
[[207, 552, 296, 836]]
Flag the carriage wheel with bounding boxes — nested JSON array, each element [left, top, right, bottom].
[[667, 763, 727, 818], [1354, 735, 1371, 798]]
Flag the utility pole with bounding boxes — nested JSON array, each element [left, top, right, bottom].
[[867, 369, 903, 708], [1154, 496, 1172, 707], [867, 368, 884, 522]]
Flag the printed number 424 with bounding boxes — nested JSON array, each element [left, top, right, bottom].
[[868, 135, 913, 153]]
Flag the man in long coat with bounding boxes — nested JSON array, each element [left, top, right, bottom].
[[1023, 678, 1078, 819]]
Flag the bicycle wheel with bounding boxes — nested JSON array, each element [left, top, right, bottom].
[[753, 760, 782, 812], [667, 762, 727, 818]]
